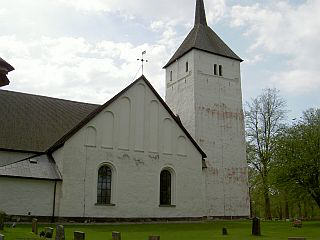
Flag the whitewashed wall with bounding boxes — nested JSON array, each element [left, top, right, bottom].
[[53, 79, 205, 218], [0, 177, 55, 216], [166, 49, 250, 217]]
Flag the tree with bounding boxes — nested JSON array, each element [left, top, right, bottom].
[[274, 108, 320, 209], [245, 88, 287, 219]]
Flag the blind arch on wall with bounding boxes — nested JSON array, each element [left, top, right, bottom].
[[102, 111, 114, 148], [119, 97, 131, 150], [85, 126, 97, 147]]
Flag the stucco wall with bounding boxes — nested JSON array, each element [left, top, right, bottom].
[[55, 79, 205, 218], [165, 49, 250, 217], [0, 177, 55, 216]]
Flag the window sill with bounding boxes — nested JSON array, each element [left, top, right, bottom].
[[95, 203, 116, 206], [159, 204, 176, 208]]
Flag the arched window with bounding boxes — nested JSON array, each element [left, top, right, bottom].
[[97, 166, 112, 204], [160, 170, 171, 205]]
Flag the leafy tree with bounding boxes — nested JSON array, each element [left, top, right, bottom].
[[274, 108, 320, 208], [245, 88, 287, 219]]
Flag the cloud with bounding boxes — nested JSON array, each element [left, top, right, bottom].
[[57, 0, 227, 25], [230, 0, 320, 94], [0, 35, 169, 104]]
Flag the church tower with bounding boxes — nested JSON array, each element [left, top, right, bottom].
[[164, 0, 249, 217]]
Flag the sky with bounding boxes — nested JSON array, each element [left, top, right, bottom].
[[1, 0, 319, 120]]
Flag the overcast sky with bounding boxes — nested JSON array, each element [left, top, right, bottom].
[[1, 0, 319, 120]]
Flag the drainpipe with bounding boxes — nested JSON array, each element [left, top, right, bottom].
[[51, 180, 57, 223]]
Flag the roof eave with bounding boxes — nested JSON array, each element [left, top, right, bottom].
[[163, 47, 243, 69]]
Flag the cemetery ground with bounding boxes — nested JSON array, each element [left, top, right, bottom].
[[1, 220, 320, 240]]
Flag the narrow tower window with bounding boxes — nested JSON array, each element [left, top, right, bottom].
[[219, 65, 223, 76], [186, 61, 189, 72], [214, 64, 217, 75], [170, 71, 173, 81]]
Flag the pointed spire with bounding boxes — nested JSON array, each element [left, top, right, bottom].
[[195, 0, 207, 26]]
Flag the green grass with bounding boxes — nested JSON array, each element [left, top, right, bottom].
[[1, 221, 320, 240]]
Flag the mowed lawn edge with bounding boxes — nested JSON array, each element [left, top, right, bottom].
[[1, 221, 320, 240]]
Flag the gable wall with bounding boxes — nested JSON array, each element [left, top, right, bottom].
[[55, 79, 205, 218]]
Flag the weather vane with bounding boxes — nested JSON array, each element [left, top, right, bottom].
[[137, 50, 148, 75]]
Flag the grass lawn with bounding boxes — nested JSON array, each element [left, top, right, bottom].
[[1, 221, 319, 240]]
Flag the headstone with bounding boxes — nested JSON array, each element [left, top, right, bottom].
[[149, 236, 160, 240], [112, 231, 121, 240], [56, 225, 65, 240], [0, 211, 5, 230], [0, 234, 4, 240], [222, 227, 228, 235], [293, 219, 302, 228], [11, 222, 16, 228], [74, 231, 85, 240], [32, 218, 38, 234], [252, 217, 261, 236], [40, 231, 46, 238], [288, 238, 306, 240], [45, 227, 54, 238]]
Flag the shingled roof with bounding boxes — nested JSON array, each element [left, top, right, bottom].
[[164, 0, 242, 68], [0, 90, 99, 152]]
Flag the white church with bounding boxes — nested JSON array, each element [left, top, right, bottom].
[[0, 0, 249, 220]]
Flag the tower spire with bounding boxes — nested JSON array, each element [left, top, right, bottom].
[[195, 0, 207, 26]]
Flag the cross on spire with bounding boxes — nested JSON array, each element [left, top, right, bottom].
[[195, 0, 207, 26], [137, 50, 148, 75]]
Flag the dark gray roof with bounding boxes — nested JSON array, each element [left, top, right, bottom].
[[164, 0, 242, 68], [0, 57, 14, 72], [0, 57, 14, 87], [0, 90, 99, 152], [0, 154, 62, 180]]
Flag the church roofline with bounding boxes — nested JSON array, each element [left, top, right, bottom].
[[163, 0, 243, 69], [47, 75, 207, 160]]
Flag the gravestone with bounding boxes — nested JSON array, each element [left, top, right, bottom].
[[56, 225, 65, 240], [222, 227, 228, 235], [74, 231, 85, 240], [252, 217, 261, 236], [149, 236, 160, 240], [293, 219, 302, 228], [45, 227, 54, 238], [112, 231, 121, 240], [31, 218, 38, 234], [0, 234, 4, 240], [0, 211, 5, 230]]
